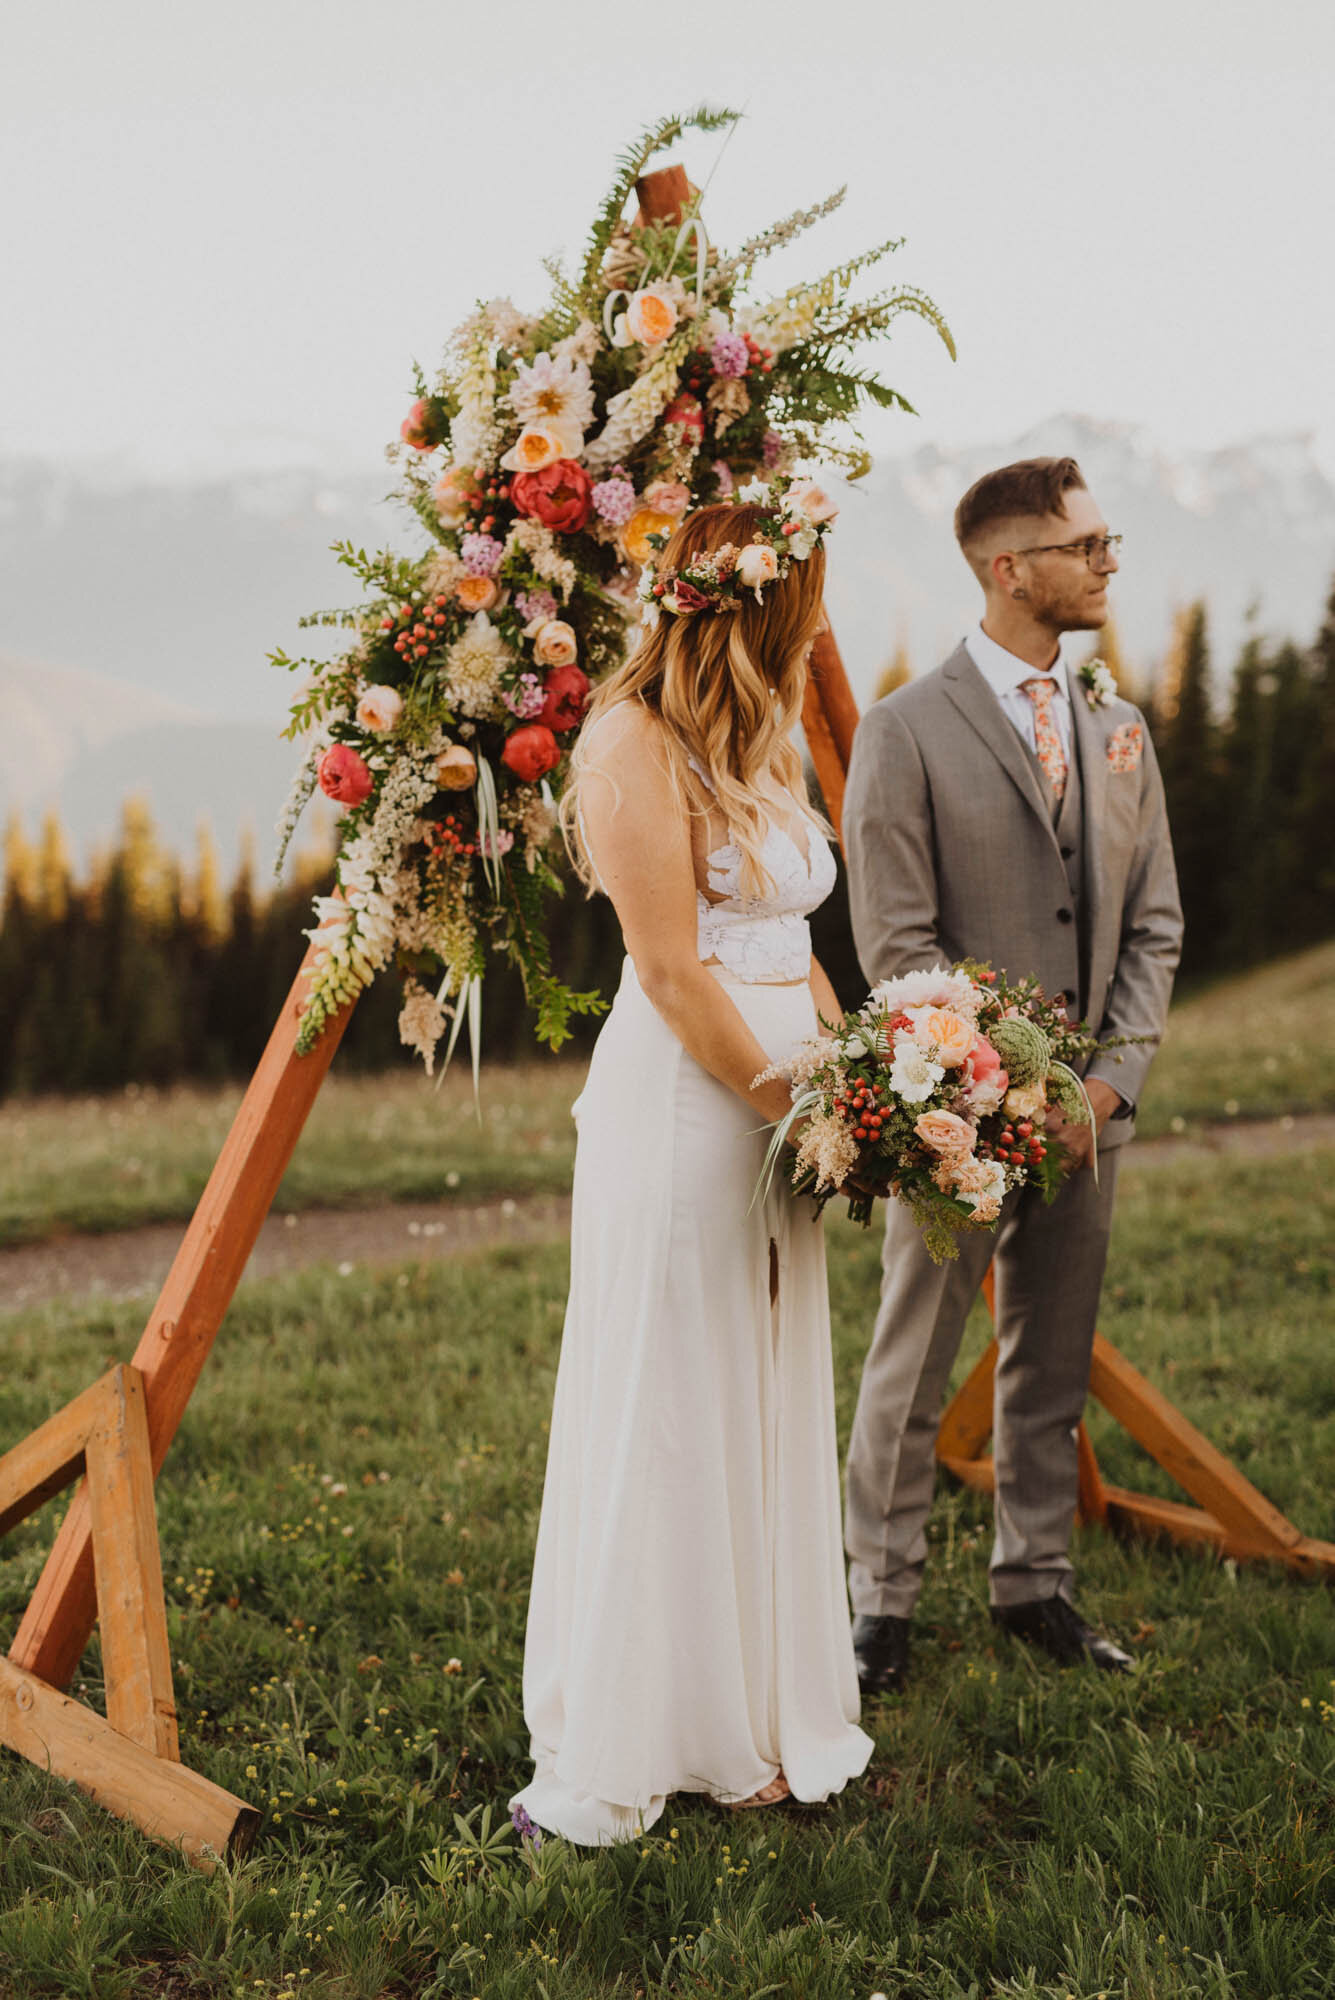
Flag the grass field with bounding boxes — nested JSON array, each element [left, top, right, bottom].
[[2, 1145, 1334, 1999], [2, 940, 1334, 1252]]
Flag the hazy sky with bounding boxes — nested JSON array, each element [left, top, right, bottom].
[[5, 0, 1334, 479]]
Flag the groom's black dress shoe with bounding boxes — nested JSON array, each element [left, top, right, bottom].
[[990, 1596, 1132, 1673], [852, 1614, 911, 1696]]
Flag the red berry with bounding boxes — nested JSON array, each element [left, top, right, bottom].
[[854, 1127, 868, 1141], [1017, 1120, 1033, 1138]]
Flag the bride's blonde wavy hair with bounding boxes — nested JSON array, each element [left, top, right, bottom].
[[561, 502, 828, 897]]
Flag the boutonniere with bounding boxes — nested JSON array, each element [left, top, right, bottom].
[[1079, 657, 1117, 710]]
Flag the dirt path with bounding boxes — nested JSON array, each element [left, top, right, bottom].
[[4, 1112, 1333, 1315]]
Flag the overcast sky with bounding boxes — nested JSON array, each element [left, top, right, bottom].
[[4, 0, 1333, 480]]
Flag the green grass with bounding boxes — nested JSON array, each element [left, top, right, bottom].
[[2, 1150, 1333, 1998], [0, 1061, 583, 1249], [1135, 939, 1335, 1138]]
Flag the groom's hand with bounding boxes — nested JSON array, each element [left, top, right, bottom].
[[1045, 1079, 1122, 1172]]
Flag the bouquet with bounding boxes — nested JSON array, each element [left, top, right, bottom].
[[756, 962, 1124, 1262], [270, 105, 952, 1076]]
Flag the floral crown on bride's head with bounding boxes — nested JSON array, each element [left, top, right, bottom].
[[636, 475, 838, 628]]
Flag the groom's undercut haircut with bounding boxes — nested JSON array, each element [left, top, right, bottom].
[[954, 457, 1086, 575]]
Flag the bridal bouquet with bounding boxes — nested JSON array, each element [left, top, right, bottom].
[[271, 105, 951, 1074], [757, 963, 1116, 1261]]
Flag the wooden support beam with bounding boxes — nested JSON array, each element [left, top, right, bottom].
[[10, 944, 354, 1690], [0, 1656, 255, 1867], [0, 1373, 120, 1540], [1088, 1334, 1300, 1557], [85, 1370, 178, 1761]]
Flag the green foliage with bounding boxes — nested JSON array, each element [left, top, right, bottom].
[[576, 103, 741, 301]]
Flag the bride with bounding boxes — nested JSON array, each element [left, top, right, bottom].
[[509, 489, 873, 1844]]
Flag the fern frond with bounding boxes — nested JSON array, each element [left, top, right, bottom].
[[578, 104, 741, 298]]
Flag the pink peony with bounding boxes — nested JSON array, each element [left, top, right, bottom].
[[501, 723, 561, 780], [317, 744, 374, 806], [966, 1034, 1008, 1095], [643, 478, 691, 520], [510, 459, 593, 534]]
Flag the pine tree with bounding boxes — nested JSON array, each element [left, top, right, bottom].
[[1154, 603, 1222, 976], [1293, 577, 1335, 946]]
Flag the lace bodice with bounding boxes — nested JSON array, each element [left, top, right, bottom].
[[693, 763, 836, 983]]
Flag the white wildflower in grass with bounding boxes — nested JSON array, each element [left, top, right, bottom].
[[888, 1039, 945, 1106], [443, 613, 511, 720], [504, 518, 577, 602], [792, 1109, 860, 1194], [397, 979, 448, 1075]]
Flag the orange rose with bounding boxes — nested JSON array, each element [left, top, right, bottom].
[[620, 505, 678, 566], [916, 1008, 975, 1067], [532, 619, 578, 668], [500, 425, 571, 475], [454, 575, 500, 612], [435, 744, 477, 790], [625, 285, 678, 345]]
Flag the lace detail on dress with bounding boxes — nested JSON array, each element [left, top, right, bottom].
[[689, 757, 836, 982]]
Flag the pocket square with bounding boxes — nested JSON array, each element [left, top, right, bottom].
[[1106, 722, 1143, 773]]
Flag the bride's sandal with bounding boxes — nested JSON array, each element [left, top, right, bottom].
[[725, 1772, 791, 1811]]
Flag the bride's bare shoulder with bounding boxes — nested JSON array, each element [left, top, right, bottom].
[[580, 701, 671, 778]]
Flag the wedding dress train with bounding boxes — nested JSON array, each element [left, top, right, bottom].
[[510, 804, 872, 1844]]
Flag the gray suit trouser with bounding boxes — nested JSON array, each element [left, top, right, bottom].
[[845, 1155, 1120, 1617]]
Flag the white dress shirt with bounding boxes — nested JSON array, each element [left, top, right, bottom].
[[963, 623, 1073, 760]]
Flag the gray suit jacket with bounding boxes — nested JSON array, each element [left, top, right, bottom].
[[842, 644, 1184, 1149]]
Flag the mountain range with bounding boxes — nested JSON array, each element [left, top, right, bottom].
[[4, 415, 1333, 871]]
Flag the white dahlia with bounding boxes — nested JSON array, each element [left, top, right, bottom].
[[443, 611, 511, 720], [509, 350, 596, 445]]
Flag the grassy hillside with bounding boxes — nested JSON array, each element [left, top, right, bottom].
[[2, 1148, 1333, 1997]]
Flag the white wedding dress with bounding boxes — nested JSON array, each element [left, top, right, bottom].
[[510, 765, 872, 1845]]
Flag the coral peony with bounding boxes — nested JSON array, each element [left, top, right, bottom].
[[509, 458, 593, 534], [540, 664, 590, 732], [355, 684, 403, 733], [400, 399, 435, 451], [318, 743, 374, 806], [501, 723, 561, 781], [532, 619, 579, 669], [966, 1033, 1007, 1094]]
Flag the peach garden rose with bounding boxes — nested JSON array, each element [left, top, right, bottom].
[[355, 684, 403, 732], [532, 619, 579, 669], [916, 1009, 975, 1067], [454, 574, 500, 613], [914, 1109, 975, 1158]]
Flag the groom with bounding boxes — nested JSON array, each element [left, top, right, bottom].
[[841, 455, 1182, 1688]]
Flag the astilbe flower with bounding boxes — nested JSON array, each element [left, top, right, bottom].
[[792, 1110, 860, 1194]]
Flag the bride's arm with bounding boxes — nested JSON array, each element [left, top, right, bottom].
[[580, 705, 799, 1126], [808, 954, 842, 1033]]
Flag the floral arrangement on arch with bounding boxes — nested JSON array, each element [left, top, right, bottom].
[[272, 105, 953, 1073]]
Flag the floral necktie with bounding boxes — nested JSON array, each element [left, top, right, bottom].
[[1020, 675, 1068, 801]]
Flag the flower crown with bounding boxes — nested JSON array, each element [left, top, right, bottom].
[[637, 475, 837, 628]]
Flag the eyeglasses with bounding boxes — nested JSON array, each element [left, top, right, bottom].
[[1013, 533, 1123, 569]]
